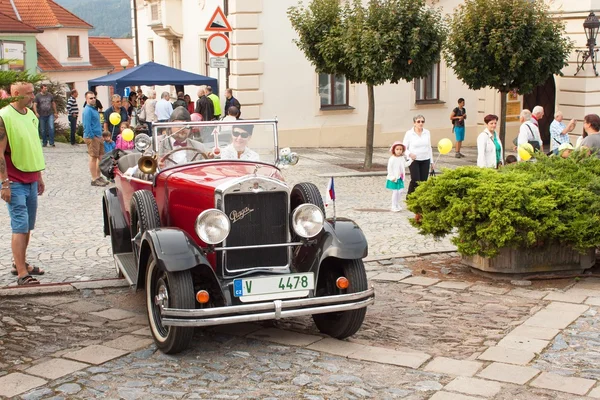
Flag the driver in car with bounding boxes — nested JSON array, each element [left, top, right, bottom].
[[158, 106, 211, 168], [220, 124, 260, 161]]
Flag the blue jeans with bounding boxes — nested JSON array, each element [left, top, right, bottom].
[[6, 182, 38, 234], [69, 115, 77, 144], [39, 115, 55, 146]]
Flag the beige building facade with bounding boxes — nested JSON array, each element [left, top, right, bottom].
[[134, 0, 599, 148]]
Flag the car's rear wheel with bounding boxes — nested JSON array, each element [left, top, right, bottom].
[[146, 254, 195, 354], [312, 258, 368, 339]]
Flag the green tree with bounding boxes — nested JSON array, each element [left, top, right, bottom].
[[444, 0, 572, 150], [0, 60, 44, 109], [289, 0, 445, 168]]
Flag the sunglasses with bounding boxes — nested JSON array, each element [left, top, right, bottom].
[[88, 97, 96, 100], [232, 131, 250, 138], [416, 120, 425, 123]]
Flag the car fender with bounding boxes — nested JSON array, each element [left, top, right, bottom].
[[293, 218, 368, 273], [320, 218, 368, 261], [103, 188, 132, 254], [137, 228, 213, 289]]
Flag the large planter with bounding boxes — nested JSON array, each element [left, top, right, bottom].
[[463, 244, 596, 274]]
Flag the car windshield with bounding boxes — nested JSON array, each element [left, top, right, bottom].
[[151, 120, 278, 168]]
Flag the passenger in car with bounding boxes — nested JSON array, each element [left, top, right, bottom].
[[220, 125, 260, 161], [158, 106, 211, 168]]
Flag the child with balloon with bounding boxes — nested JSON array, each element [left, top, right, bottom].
[[386, 141, 412, 212], [116, 121, 135, 150]]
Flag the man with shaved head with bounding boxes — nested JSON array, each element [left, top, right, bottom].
[[0, 82, 46, 285]]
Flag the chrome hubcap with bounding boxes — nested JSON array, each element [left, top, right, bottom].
[[154, 284, 169, 308]]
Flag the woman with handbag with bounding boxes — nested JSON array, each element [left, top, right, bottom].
[[516, 109, 542, 160], [477, 114, 503, 168], [403, 114, 434, 195]]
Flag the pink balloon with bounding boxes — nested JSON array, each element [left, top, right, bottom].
[[191, 113, 203, 121]]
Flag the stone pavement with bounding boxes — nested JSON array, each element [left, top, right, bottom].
[[0, 144, 477, 287], [2, 253, 600, 399]]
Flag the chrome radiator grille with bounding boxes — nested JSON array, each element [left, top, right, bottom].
[[221, 191, 288, 271]]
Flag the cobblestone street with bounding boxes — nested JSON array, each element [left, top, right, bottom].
[[2, 144, 600, 399]]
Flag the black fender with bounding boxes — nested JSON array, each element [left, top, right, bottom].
[[293, 217, 368, 274], [103, 188, 132, 254], [137, 228, 213, 290]]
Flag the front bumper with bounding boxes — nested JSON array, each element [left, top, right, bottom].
[[161, 287, 375, 327]]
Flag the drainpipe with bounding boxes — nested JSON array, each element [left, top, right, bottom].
[[132, 0, 140, 65]]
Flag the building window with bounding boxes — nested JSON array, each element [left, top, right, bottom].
[[67, 36, 80, 58], [170, 40, 181, 69], [319, 74, 348, 107], [415, 63, 440, 102], [150, 3, 160, 21], [148, 40, 154, 62], [201, 38, 209, 76]]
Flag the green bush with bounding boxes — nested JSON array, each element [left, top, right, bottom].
[[406, 152, 600, 257], [53, 120, 84, 143]]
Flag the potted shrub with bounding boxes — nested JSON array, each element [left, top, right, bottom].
[[406, 153, 600, 273]]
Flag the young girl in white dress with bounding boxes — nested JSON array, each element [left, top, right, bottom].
[[386, 141, 412, 212]]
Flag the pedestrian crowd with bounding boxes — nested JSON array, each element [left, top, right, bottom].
[[386, 97, 600, 213], [0, 82, 244, 285]]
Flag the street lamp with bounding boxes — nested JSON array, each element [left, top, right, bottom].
[[120, 58, 130, 69], [575, 11, 600, 76]]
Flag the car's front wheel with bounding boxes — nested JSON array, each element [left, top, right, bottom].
[[312, 258, 368, 339], [146, 254, 195, 354]]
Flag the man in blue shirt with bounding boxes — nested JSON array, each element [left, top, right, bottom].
[[549, 110, 576, 154], [83, 91, 108, 187], [104, 94, 129, 141]]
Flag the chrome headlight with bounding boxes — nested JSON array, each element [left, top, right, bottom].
[[134, 133, 152, 152], [195, 209, 231, 244], [292, 204, 324, 238]]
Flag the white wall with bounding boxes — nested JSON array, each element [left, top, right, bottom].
[[37, 28, 91, 65]]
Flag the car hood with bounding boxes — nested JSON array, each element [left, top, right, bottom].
[[159, 161, 285, 189]]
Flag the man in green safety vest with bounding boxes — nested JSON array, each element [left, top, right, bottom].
[[0, 82, 46, 285]]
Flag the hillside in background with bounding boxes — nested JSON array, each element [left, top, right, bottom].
[[54, 0, 132, 38]]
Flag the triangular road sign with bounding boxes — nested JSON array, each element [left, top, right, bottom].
[[205, 6, 232, 32]]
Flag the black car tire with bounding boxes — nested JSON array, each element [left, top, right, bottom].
[[106, 216, 124, 278], [312, 258, 368, 339], [146, 253, 195, 354], [130, 190, 160, 256], [291, 182, 325, 215]]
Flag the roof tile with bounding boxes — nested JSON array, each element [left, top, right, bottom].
[[0, 11, 40, 33], [12, 0, 92, 29], [89, 37, 134, 73]]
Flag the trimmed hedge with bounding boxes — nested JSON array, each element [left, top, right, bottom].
[[407, 151, 600, 257]]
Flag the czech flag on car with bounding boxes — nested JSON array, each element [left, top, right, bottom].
[[325, 177, 335, 206]]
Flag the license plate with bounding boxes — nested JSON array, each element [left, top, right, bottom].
[[233, 273, 314, 298]]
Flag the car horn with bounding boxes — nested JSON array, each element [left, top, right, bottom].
[[134, 134, 158, 175]]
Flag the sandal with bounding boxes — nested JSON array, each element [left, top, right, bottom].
[[11, 262, 45, 276], [17, 274, 40, 285]]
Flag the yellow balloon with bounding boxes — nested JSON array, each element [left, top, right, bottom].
[[109, 112, 121, 126], [122, 128, 134, 142], [437, 138, 453, 155], [518, 143, 534, 161]]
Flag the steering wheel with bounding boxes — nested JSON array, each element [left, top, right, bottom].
[[160, 147, 208, 166]]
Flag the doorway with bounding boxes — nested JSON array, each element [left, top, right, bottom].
[[523, 76, 556, 145]]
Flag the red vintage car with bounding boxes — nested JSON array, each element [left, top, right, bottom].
[[102, 119, 374, 354]]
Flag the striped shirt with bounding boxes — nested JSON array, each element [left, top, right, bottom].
[[66, 95, 79, 116]]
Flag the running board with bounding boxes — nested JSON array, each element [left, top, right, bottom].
[[114, 253, 137, 286]]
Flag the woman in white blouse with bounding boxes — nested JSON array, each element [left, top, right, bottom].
[[477, 114, 503, 168], [402, 114, 433, 195]]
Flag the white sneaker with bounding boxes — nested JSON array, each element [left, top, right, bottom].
[[391, 207, 400, 212]]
